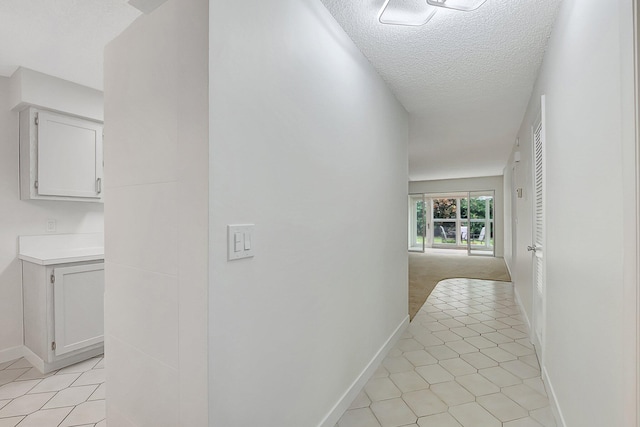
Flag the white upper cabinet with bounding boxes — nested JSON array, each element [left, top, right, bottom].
[[20, 108, 104, 202]]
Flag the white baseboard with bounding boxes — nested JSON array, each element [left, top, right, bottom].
[[542, 367, 567, 427], [318, 315, 410, 427], [0, 346, 24, 364], [22, 346, 45, 373], [514, 287, 565, 427], [504, 258, 513, 280], [513, 285, 532, 336], [23, 344, 104, 374]]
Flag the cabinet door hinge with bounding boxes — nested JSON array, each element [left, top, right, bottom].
[[51, 342, 56, 351], [50, 273, 55, 284], [34, 180, 38, 189], [34, 115, 39, 126]]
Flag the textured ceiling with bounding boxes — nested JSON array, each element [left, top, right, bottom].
[[0, 0, 140, 90], [320, 0, 561, 181], [0, 0, 560, 180]]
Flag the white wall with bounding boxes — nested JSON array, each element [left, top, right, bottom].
[[103, 0, 209, 425], [9, 67, 104, 121], [409, 176, 505, 257], [504, 143, 534, 327], [503, 0, 637, 425], [208, 0, 409, 425], [502, 165, 513, 271], [0, 76, 104, 361]]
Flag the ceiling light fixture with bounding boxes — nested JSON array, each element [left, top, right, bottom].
[[426, 0, 487, 12], [378, 0, 486, 26], [378, 0, 438, 26]]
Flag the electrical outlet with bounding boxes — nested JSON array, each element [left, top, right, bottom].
[[46, 219, 56, 233]]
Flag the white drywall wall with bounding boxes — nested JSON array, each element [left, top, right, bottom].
[[502, 165, 514, 275], [103, 0, 209, 425], [503, 0, 637, 424], [0, 76, 104, 361], [208, 0, 409, 425], [409, 176, 505, 257], [504, 135, 534, 331]]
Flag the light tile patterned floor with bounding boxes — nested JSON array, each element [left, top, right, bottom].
[[0, 355, 104, 427], [337, 278, 557, 427]]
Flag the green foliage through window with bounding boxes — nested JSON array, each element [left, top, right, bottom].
[[433, 198, 457, 219], [417, 201, 426, 236]]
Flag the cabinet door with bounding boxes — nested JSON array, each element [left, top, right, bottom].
[[53, 263, 104, 356], [37, 111, 103, 198]]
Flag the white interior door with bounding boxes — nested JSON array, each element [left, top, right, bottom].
[[530, 95, 547, 359]]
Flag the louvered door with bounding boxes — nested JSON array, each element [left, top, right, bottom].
[[531, 95, 546, 359]]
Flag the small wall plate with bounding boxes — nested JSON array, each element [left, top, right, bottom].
[[227, 224, 255, 261]]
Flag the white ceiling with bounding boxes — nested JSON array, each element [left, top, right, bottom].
[[0, 0, 140, 90], [0, 0, 561, 181], [320, 0, 561, 181]]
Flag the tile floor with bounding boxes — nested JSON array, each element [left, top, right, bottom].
[[0, 279, 555, 427], [337, 278, 557, 427], [0, 355, 105, 427]]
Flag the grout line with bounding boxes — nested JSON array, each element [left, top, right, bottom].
[[336, 279, 554, 427]]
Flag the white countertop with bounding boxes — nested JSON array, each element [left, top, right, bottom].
[[18, 233, 104, 265]]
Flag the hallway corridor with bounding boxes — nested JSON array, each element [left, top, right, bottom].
[[337, 279, 556, 427]]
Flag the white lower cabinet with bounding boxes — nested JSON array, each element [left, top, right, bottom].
[[22, 260, 104, 373]]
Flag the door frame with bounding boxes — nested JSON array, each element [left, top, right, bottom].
[[632, 0, 640, 425], [511, 163, 518, 271], [408, 191, 498, 254], [408, 194, 427, 252]]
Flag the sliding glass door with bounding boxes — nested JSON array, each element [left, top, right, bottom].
[[432, 197, 459, 246], [467, 191, 495, 256], [408, 190, 495, 256], [408, 195, 427, 252]]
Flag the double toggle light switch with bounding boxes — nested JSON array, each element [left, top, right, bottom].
[[227, 224, 255, 261]]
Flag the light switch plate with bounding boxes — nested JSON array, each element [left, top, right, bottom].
[[46, 219, 56, 233], [227, 224, 255, 261]]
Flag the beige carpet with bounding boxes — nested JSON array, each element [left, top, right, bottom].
[[409, 252, 511, 320]]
